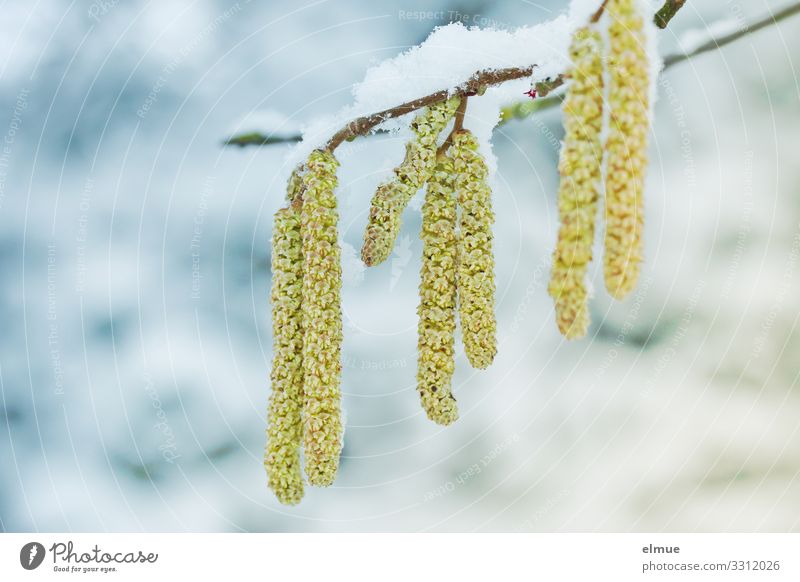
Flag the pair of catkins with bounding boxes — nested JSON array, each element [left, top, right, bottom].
[[265, 153, 344, 505], [549, 0, 651, 339], [363, 97, 498, 426]]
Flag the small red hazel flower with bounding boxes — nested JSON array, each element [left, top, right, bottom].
[[524, 88, 538, 99]]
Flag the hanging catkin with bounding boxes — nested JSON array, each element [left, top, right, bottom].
[[548, 27, 604, 339], [300, 149, 343, 487], [604, 0, 650, 299], [452, 130, 497, 369], [417, 150, 459, 425], [361, 96, 461, 267], [264, 204, 305, 505]]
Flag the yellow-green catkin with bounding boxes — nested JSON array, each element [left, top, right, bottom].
[[417, 150, 459, 425], [300, 149, 343, 487], [452, 130, 497, 369], [548, 27, 604, 339], [361, 96, 461, 267], [604, 0, 650, 299], [265, 205, 305, 505]]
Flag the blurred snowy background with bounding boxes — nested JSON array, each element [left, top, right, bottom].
[[1, 0, 799, 532]]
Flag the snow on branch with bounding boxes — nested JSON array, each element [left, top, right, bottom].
[[225, 0, 800, 153], [226, 0, 640, 154], [282, 11, 578, 168]]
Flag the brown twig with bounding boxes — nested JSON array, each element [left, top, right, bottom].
[[499, 1, 800, 120], [437, 96, 469, 155], [663, 1, 800, 66], [325, 67, 532, 151], [590, 0, 610, 23], [654, 0, 687, 29]]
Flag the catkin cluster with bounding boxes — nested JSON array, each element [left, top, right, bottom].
[[452, 130, 497, 369], [548, 27, 604, 339], [415, 127, 497, 423], [417, 151, 459, 425], [361, 96, 461, 267], [604, 0, 649, 299], [265, 0, 656, 501], [265, 149, 344, 504]]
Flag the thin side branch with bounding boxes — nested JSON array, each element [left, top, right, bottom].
[[437, 96, 469, 155], [663, 1, 800, 67], [500, 1, 800, 120], [654, 0, 687, 29], [224, 132, 301, 146], [590, 0, 610, 24]]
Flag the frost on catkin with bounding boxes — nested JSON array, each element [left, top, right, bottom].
[[452, 130, 497, 369], [361, 96, 460, 267], [265, 206, 305, 505], [417, 151, 459, 425], [548, 27, 604, 340], [300, 149, 343, 487], [604, 0, 650, 299]]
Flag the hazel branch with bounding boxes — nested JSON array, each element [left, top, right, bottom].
[[325, 67, 532, 152], [222, 0, 684, 148]]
